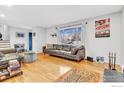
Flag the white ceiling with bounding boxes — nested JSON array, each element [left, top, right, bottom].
[[0, 5, 123, 28]]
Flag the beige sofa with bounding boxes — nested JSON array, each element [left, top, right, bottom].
[[0, 48, 17, 54]]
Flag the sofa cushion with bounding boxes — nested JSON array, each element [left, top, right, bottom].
[[0, 52, 4, 57], [4, 53, 17, 57], [71, 45, 84, 55], [56, 45, 63, 50], [63, 45, 71, 51], [71, 48, 78, 55], [64, 53, 77, 58], [48, 50, 64, 55], [53, 44, 58, 50], [77, 45, 84, 50], [54, 50, 63, 54], [47, 44, 53, 49]]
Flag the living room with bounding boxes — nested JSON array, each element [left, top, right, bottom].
[[0, 5, 124, 83]]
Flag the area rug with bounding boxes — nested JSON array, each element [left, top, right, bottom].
[[56, 68, 100, 82]]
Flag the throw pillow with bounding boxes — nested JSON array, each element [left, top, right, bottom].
[[71, 48, 78, 55], [63, 45, 71, 51], [71, 45, 84, 55], [53, 44, 57, 50], [56, 45, 62, 50], [0, 52, 4, 57]]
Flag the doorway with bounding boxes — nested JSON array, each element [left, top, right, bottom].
[[29, 32, 32, 51]]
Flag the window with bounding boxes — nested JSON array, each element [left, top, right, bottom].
[[59, 24, 83, 44]]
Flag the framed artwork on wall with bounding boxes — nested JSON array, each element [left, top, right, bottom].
[[95, 18, 110, 38], [33, 32, 36, 37], [16, 32, 25, 38]]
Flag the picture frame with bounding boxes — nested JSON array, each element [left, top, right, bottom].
[[33, 32, 36, 37], [95, 18, 110, 38], [16, 32, 25, 38]]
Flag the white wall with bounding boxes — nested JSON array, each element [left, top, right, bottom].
[[122, 8, 124, 66], [46, 27, 58, 44], [9, 26, 31, 50], [0, 24, 10, 40], [4, 25, 46, 53], [85, 12, 123, 65], [7, 26, 46, 53], [32, 27, 46, 53], [46, 12, 123, 65]]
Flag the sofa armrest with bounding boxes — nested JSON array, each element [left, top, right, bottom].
[[76, 49, 85, 59], [0, 48, 17, 54]]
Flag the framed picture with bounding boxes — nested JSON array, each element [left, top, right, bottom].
[[95, 18, 110, 38], [16, 32, 25, 38], [33, 32, 36, 37]]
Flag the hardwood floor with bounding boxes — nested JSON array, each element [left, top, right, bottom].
[[3, 53, 121, 82]]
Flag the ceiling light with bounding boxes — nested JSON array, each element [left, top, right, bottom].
[[0, 14, 5, 17]]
